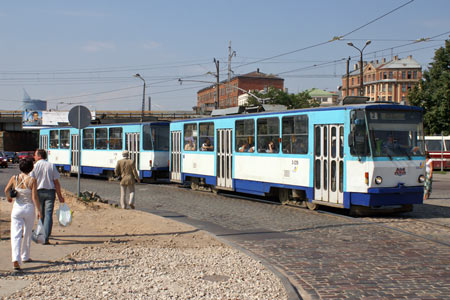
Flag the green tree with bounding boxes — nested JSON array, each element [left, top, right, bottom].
[[246, 87, 319, 109], [408, 39, 450, 135]]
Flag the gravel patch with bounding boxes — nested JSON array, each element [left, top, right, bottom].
[[4, 241, 287, 300]]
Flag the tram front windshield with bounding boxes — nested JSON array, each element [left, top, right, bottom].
[[366, 110, 425, 157]]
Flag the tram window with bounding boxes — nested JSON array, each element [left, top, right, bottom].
[[49, 130, 59, 149], [82, 129, 94, 149], [282, 115, 308, 154], [339, 127, 344, 158], [349, 110, 369, 156], [95, 128, 108, 150], [184, 123, 197, 151], [109, 128, 123, 150], [143, 125, 169, 151], [60, 130, 70, 149], [257, 117, 279, 153], [199, 122, 214, 151], [235, 119, 255, 152]]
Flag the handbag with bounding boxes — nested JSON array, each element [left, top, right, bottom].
[[9, 175, 18, 198], [9, 188, 17, 198]]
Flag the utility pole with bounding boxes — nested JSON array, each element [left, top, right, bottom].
[[346, 56, 350, 97], [227, 41, 236, 106], [214, 58, 220, 109]]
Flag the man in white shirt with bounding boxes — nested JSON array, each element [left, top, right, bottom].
[[30, 149, 65, 245]]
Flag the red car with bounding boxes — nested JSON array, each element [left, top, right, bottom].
[[17, 151, 35, 161], [0, 154, 8, 168]]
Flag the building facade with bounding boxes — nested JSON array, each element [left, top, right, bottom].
[[197, 69, 284, 112], [341, 55, 422, 103], [308, 88, 339, 106]]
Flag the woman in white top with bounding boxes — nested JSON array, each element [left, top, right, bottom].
[[424, 152, 433, 200], [4, 158, 41, 271]]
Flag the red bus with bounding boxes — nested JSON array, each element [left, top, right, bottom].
[[424, 135, 450, 170]]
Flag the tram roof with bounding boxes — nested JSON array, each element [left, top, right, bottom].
[[171, 103, 423, 123]]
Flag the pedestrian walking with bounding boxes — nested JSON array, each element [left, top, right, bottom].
[[115, 150, 140, 209], [424, 152, 433, 200], [4, 158, 41, 271], [30, 149, 65, 245]]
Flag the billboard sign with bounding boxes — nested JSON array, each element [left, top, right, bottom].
[[22, 110, 96, 130]]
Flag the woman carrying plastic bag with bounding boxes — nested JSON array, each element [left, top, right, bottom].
[[4, 159, 41, 272]]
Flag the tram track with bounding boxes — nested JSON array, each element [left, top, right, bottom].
[[214, 188, 450, 247]]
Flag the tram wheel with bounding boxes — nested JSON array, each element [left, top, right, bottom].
[[278, 189, 290, 205], [191, 182, 199, 191], [306, 201, 319, 210]]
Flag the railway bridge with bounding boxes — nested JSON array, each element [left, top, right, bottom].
[[0, 110, 204, 151]]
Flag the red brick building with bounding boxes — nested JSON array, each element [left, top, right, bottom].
[[342, 55, 422, 103], [197, 69, 284, 112]]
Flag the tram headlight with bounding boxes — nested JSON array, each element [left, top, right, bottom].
[[375, 176, 383, 185], [418, 175, 425, 183]]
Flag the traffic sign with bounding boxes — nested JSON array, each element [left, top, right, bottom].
[[68, 105, 91, 129]]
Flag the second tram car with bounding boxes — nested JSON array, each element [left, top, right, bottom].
[[169, 103, 426, 212], [39, 122, 170, 180]]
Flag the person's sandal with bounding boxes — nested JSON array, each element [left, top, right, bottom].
[[23, 258, 33, 263], [13, 262, 21, 272]]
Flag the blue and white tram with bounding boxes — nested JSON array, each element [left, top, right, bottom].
[[39, 122, 170, 180], [169, 103, 426, 212]]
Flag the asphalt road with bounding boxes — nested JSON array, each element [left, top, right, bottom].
[[1, 165, 449, 299]]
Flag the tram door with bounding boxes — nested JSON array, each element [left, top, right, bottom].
[[216, 129, 233, 189], [170, 131, 182, 182], [126, 133, 140, 173], [313, 124, 344, 204], [40, 135, 48, 150], [70, 134, 80, 173]]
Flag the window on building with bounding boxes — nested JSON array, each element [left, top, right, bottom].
[[382, 84, 386, 92], [388, 96, 392, 101], [83, 129, 94, 149], [199, 122, 214, 151], [60, 130, 70, 149], [184, 123, 197, 151], [351, 78, 354, 85], [95, 128, 108, 150], [109, 128, 122, 150], [407, 83, 411, 91], [383, 72, 387, 79], [389, 72, 393, 79], [257, 117, 279, 153], [49, 130, 59, 149], [372, 74, 375, 81], [282, 115, 308, 154], [402, 83, 406, 92], [388, 84, 392, 92], [402, 71, 406, 79], [407, 71, 412, 79], [413, 71, 417, 79], [235, 119, 255, 152]]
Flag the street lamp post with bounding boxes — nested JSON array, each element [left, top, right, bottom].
[[134, 73, 146, 122], [347, 40, 371, 96]]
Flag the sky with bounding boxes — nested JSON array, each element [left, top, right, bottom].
[[0, 0, 449, 112]]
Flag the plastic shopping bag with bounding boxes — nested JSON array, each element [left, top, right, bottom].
[[31, 220, 45, 244], [56, 203, 72, 227]]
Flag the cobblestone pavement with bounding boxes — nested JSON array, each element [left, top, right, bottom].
[[2, 166, 450, 299]]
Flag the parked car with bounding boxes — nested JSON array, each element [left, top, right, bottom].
[[4, 151, 18, 163], [17, 151, 35, 161], [0, 153, 8, 168]]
